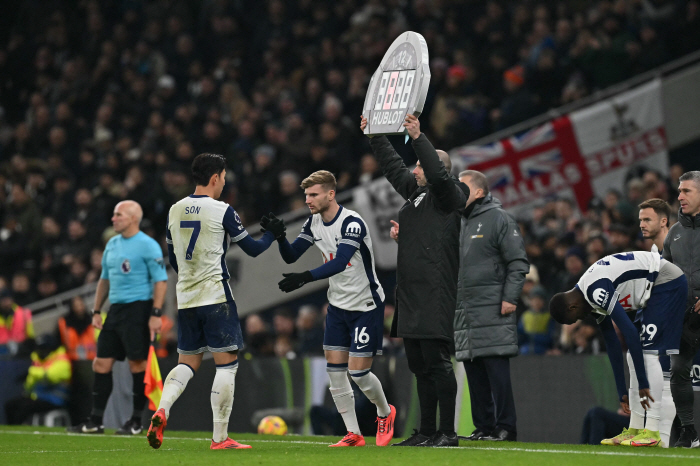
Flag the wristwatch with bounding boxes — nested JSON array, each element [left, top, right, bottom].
[[92, 310, 101, 316], [151, 308, 162, 317]]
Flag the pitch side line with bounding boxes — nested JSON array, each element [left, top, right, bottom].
[[0, 431, 698, 458]]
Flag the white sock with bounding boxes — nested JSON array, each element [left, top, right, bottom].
[[660, 377, 675, 448], [627, 352, 645, 430], [211, 361, 238, 443], [159, 363, 195, 418], [642, 353, 663, 433], [327, 365, 360, 435], [350, 369, 391, 417]]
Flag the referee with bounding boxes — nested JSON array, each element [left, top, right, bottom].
[[68, 200, 168, 434], [361, 114, 467, 447]]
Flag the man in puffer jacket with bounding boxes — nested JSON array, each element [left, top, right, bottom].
[[454, 170, 529, 442]]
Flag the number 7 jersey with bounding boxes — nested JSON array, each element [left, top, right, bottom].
[[167, 195, 248, 309]]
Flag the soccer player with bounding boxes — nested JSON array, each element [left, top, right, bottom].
[[638, 198, 676, 447], [270, 170, 396, 447], [147, 153, 285, 450], [549, 251, 687, 447]]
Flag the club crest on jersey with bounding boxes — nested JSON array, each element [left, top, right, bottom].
[[121, 259, 131, 274], [413, 193, 426, 207], [345, 221, 362, 238], [477, 223, 482, 232], [234, 211, 242, 225], [592, 288, 609, 308]]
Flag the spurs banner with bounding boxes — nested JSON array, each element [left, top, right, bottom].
[[451, 79, 668, 212], [363, 31, 431, 136]]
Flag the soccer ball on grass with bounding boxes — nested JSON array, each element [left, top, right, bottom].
[[257, 415, 288, 435]]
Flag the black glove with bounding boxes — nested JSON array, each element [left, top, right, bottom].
[[278, 271, 313, 292], [260, 212, 286, 240]]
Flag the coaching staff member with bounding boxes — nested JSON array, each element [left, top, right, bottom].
[[69, 200, 168, 435], [455, 170, 529, 442], [361, 114, 467, 447], [663, 171, 700, 448]]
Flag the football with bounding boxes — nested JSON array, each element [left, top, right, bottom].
[[257, 415, 288, 435]]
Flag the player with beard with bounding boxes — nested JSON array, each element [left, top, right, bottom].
[[270, 170, 395, 447]]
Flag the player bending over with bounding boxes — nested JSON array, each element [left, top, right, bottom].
[[147, 153, 286, 450], [550, 250, 687, 448], [267, 170, 396, 447]]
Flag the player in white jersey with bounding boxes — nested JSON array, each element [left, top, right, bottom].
[[147, 153, 286, 451], [550, 251, 687, 447], [269, 170, 396, 447]]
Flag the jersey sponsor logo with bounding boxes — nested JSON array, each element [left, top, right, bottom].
[[413, 193, 426, 207], [121, 259, 131, 274], [471, 235, 484, 239], [345, 222, 362, 238], [592, 288, 609, 308], [323, 251, 352, 267], [618, 294, 632, 308]]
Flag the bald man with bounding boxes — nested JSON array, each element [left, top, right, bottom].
[[361, 114, 467, 446], [68, 200, 168, 435]]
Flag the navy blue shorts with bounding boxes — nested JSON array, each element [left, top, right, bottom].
[[177, 301, 244, 354], [634, 275, 687, 356], [323, 303, 384, 357]]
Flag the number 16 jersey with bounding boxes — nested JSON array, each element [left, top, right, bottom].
[[167, 194, 248, 309]]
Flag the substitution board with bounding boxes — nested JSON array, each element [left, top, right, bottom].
[[363, 31, 431, 136]]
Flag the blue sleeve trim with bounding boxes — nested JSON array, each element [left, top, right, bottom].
[[279, 236, 312, 264], [309, 243, 357, 281], [223, 206, 248, 241], [599, 315, 627, 400], [236, 231, 274, 257], [167, 242, 178, 273], [610, 304, 649, 390]]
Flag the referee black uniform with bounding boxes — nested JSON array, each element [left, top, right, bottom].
[[369, 128, 467, 446]]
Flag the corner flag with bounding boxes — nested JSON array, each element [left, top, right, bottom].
[[145, 342, 163, 411]]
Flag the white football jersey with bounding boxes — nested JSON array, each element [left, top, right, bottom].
[[299, 206, 385, 311], [577, 251, 662, 322], [167, 195, 247, 309]]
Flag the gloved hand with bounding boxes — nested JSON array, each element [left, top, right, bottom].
[[278, 271, 313, 292], [260, 212, 286, 240]]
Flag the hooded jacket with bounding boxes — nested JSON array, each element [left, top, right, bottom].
[[454, 194, 529, 360]]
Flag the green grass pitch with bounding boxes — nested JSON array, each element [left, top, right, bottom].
[[2, 426, 700, 465]]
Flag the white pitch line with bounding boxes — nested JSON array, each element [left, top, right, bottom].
[[0, 430, 699, 459]]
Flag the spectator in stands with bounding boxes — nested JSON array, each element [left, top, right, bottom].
[[4, 335, 71, 425], [518, 286, 556, 355], [0, 289, 35, 357], [295, 305, 324, 356], [57, 296, 98, 361], [273, 307, 297, 359]]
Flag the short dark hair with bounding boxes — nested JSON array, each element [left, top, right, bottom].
[[638, 198, 671, 221], [549, 292, 572, 324], [191, 153, 226, 186]]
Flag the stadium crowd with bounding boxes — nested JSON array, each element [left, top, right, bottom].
[[0, 0, 698, 360]]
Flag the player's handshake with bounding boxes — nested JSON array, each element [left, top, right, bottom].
[[260, 212, 286, 240]]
